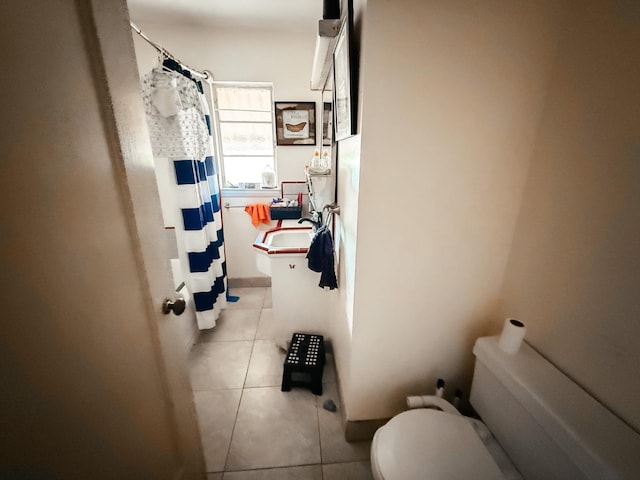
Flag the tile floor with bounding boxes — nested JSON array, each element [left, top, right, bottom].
[[189, 287, 373, 479]]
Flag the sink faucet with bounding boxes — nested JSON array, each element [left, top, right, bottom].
[[298, 217, 321, 229]]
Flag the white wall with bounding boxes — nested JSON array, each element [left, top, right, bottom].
[[219, 190, 285, 280], [334, 0, 569, 421], [498, 2, 640, 432], [331, 133, 362, 414], [132, 22, 322, 279], [328, 0, 367, 421]]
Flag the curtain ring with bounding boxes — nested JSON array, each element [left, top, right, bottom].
[[202, 70, 214, 83]]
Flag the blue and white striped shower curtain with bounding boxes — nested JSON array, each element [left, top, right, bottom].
[[142, 58, 227, 330]]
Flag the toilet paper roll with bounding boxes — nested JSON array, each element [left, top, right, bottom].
[[498, 318, 526, 354]]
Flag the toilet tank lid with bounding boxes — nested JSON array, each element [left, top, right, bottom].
[[473, 336, 640, 480]]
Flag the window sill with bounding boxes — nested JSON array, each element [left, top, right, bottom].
[[221, 187, 280, 198]]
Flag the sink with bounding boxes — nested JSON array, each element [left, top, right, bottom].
[[253, 226, 314, 277], [253, 227, 314, 254], [263, 229, 314, 248]]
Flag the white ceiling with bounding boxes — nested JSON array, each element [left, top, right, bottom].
[[127, 0, 323, 33]]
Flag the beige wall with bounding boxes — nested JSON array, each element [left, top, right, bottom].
[[338, 0, 568, 421], [499, 2, 640, 432]]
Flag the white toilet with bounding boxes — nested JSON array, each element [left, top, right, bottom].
[[370, 336, 640, 480]]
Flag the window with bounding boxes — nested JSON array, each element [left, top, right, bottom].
[[211, 82, 276, 188]]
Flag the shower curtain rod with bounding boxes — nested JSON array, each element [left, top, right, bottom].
[[130, 21, 212, 82]]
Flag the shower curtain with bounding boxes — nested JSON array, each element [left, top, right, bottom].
[[142, 58, 227, 330]]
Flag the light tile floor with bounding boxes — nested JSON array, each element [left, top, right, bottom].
[[190, 287, 373, 479]]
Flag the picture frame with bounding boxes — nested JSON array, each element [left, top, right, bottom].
[[322, 101, 333, 146], [274, 102, 316, 146], [333, 16, 356, 141]]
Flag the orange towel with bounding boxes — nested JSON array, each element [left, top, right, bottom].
[[245, 203, 271, 227]]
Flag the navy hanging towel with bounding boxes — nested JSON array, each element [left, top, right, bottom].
[[306, 225, 338, 290]]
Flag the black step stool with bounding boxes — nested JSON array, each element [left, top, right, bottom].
[[281, 333, 325, 396]]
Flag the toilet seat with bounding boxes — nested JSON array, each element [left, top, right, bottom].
[[371, 409, 504, 480]]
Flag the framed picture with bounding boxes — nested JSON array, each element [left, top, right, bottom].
[[333, 16, 356, 141], [274, 102, 316, 146], [322, 101, 333, 146]]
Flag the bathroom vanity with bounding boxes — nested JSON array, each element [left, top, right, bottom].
[[254, 221, 333, 349]]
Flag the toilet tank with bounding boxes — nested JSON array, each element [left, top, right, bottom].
[[470, 336, 640, 480]]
